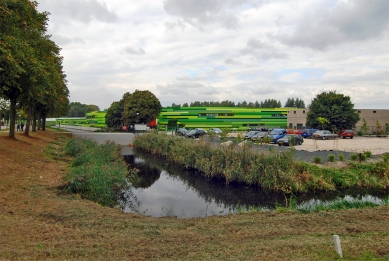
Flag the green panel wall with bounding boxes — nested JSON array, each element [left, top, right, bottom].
[[157, 107, 287, 130]]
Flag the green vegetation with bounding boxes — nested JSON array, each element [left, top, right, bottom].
[[351, 153, 359, 161], [338, 153, 345, 161], [328, 154, 335, 162], [1, 0, 69, 137], [133, 133, 389, 193], [314, 156, 322, 164], [237, 196, 389, 214], [306, 91, 360, 132], [64, 137, 134, 206]]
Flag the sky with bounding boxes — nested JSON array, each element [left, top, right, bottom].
[[36, 0, 389, 110]]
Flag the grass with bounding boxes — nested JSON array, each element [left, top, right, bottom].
[[1, 131, 389, 260], [133, 132, 389, 194], [63, 137, 135, 206]]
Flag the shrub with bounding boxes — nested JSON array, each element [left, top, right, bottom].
[[314, 156, 322, 164], [328, 154, 335, 162], [64, 138, 130, 206], [363, 150, 372, 158], [338, 153, 345, 161], [351, 153, 359, 161]]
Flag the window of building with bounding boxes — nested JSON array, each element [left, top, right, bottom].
[[373, 111, 376, 113], [358, 110, 361, 113], [303, 110, 305, 114], [294, 111, 296, 114]]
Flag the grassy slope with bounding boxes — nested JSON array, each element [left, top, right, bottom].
[[0, 130, 388, 260]]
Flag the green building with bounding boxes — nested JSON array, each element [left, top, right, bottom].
[[157, 107, 287, 131]]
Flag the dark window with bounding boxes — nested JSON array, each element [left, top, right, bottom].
[[373, 111, 376, 113], [303, 110, 305, 114], [294, 111, 296, 114], [358, 110, 361, 113]]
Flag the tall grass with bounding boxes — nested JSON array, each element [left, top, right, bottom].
[[64, 137, 132, 206], [133, 133, 389, 193]]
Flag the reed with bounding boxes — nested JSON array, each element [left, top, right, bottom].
[[133, 133, 389, 193], [64, 137, 131, 206]]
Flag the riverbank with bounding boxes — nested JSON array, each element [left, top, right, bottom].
[[1, 130, 389, 260]]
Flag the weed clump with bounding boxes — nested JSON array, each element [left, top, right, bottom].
[[64, 137, 131, 206]]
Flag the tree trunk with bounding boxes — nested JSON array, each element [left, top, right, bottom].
[[8, 98, 17, 138], [25, 104, 32, 136], [32, 106, 37, 132], [42, 112, 46, 131], [37, 112, 42, 130]]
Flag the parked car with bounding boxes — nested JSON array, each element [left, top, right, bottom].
[[312, 130, 337, 140], [251, 131, 269, 142], [286, 129, 303, 135], [208, 128, 222, 134], [338, 129, 355, 139], [302, 129, 319, 138], [175, 128, 188, 136], [277, 134, 304, 146], [267, 128, 287, 143], [243, 131, 260, 140], [185, 129, 207, 138]]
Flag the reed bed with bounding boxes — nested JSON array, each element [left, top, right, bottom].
[[133, 133, 389, 193], [64, 137, 132, 206]]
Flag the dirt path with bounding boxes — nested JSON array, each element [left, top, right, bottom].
[[1, 131, 389, 260]]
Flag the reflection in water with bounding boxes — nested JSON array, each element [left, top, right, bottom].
[[120, 149, 389, 218]]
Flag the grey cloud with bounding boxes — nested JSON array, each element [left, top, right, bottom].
[[241, 38, 287, 59], [37, 0, 118, 24], [157, 81, 219, 96], [163, 0, 263, 29], [123, 47, 146, 55], [50, 34, 85, 45], [250, 86, 277, 95], [276, 0, 389, 50]]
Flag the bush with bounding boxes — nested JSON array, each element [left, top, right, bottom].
[[351, 153, 359, 161], [328, 154, 335, 162], [314, 156, 322, 164], [338, 153, 345, 161], [64, 138, 131, 206], [363, 150, 372, 158]]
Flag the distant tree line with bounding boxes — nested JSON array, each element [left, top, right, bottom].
[[169, 98, 305, 108], [66, 102, 100, 117]]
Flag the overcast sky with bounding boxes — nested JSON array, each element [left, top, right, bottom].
[[36, 0, 389, 110]]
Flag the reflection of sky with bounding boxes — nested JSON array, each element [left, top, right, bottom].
[[124, 171, 232, 218]]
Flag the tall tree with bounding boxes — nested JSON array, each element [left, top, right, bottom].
[[306, 91, 360, 132], [122, 90, 162, 125], [105, 92, 130, 130]]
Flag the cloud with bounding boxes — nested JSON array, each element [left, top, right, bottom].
[[276, 0, 389, 50], [163, 0, 264, 29], [241, 38, 287, 59], [37, 0, 118, 24], [157, 80, 218, 95], [123, 47, 146, 55], [49, 34, 85, 46]]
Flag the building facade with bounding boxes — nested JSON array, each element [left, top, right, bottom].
[[287, 109, 389, 133]]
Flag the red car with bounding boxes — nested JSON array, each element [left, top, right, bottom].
[[286, 129, 303, 135], [338, 130, 354, 139]]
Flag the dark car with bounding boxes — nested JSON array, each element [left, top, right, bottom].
[[175, 128, 188, 136], [243, 131, 260, 140], [251, 131, 269, 142], [302, 129, 318, 138], [277, 134, 304, 146], [185, 129, 207, 138], [338, 129, 354, 139]]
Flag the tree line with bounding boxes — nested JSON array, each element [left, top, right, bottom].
[[169, 98, 305, 108], [0, 0, 69, 138]]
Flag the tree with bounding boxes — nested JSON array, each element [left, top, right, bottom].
[[122, 90, 162, 126], [105, 92, 130, 130], [306, 91, 360, 132], [317, 117, 330, 130], [284, 98, 305, 108]]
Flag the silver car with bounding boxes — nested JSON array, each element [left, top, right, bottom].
[[312, 130, 337, 140]]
